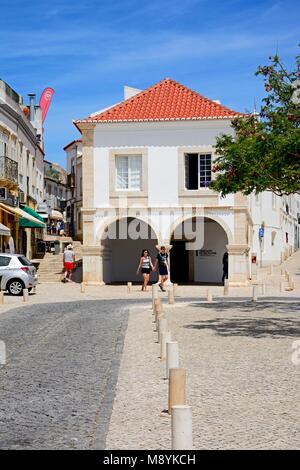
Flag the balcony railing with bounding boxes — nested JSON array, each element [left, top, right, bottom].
[[0, 156, 18, 185]]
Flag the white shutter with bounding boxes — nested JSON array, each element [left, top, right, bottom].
[[129, 155, 142, 190]]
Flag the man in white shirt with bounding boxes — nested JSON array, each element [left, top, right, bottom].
[[63, 244, 75, 282]]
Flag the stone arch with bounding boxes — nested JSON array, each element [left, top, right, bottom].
[[167, 213, 233, 246], [95, 215, 161, 245], [168, 215, 232, 284], [98, 216, 160, 284]]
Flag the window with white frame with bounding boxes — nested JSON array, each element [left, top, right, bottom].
[[185, 153, 212, 189], [115, 155, 142, 190]]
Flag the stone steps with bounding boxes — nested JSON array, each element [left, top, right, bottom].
[[35, 241, 82, 283]]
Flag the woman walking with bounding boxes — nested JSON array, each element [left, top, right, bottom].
[[136, 249, 154, 291], [154, 246, 169, 292]]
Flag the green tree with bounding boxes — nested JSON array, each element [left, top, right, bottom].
[[210, 49, 300, 196]]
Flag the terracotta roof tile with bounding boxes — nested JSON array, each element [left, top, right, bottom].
[[75, 78, 243, 123]]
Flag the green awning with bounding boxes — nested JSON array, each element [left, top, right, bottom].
[[19, 205, 46, 229]]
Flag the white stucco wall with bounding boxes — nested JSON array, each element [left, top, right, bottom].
[[148, 147, 178, 206], [92, 119, 234, 209], [249, 192, 299, 264]]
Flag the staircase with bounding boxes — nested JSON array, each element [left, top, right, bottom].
[[35, 241, 83, 283], [36, 252, 64, 282]]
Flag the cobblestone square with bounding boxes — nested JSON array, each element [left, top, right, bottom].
[[0, 282, 299, 450], [106, 300, 300, 450]]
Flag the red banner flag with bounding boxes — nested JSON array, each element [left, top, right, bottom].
[[39, 87, 55, 123]]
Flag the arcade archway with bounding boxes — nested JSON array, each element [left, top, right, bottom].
[[100, 217, 158, 284], [170, 217, 229, 284]]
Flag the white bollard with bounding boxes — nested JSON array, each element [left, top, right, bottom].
[[171, 405, 193, 450], [166, 341, 179, 378], [152, 284, 158, 310], [269, 264, 273, 275], [127, 282, 132, 293], [158, 317, 167, 343], [206, 289, 213, 302], [168, 368, 186, 414], [23, 288, 29, 302], [154, 298, 163, 322], [173, 283, 178, 297], [289, 278, 295, 291], [168, 289, 174, 304], [160, 331, 171, 360], [223, 279, 229, 296], [0, 291, 4, 304], [252, 285, 258, 302], [80, 282, 85, 293]]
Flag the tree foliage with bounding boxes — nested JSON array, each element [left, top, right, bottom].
[[210, 48, 300, 196]]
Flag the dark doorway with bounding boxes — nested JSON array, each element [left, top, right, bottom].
[[170, 217, 228, 284], [170, 240, 189, 283]]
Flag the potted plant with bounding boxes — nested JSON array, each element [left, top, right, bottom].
[[54, 240, 60, 255]]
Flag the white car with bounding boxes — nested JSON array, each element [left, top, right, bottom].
[[0, 254, 38, 295]]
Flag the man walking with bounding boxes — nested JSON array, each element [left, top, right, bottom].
[[63, 244, 75, 282]]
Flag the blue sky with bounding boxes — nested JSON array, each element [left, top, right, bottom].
[[0, 0, 299, 167]]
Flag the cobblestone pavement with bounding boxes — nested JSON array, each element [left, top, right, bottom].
[[1, 281, 300, 450], [0, 300, 129, 449], [106, 300, 300, 450]]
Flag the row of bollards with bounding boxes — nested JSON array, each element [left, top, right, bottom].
[[152, 284, 193, 450], [0, 286, 35, 305]]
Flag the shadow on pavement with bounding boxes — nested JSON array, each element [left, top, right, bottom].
[[184, 301, 300, 338]]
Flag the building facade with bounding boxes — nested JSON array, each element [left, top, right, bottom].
[[0, 79, 45, 257], [43, 160, 69, 227], [64, 140, 83, 240], [74, 78, 299, 286]]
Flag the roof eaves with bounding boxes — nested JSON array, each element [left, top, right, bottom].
[[75, 114, 244, 124]]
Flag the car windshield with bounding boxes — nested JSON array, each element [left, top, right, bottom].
[[18, 256, 32, 266]]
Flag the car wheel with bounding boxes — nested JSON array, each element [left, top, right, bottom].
[[28, 287, 32, 293], [7, 279, 25, 296]]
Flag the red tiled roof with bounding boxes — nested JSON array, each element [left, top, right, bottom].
[[75, 78, 243, 124], [63, 139, 82, 151]]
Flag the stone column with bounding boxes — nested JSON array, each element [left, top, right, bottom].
[[80, 123, 96, 209], [82, 245, 105, 285], [226, 244, 250, 286], [228, 193, 251, 286], [77, 122, 101, 285]]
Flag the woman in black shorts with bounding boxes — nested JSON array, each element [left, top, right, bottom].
[[136, 249, 154, 291]]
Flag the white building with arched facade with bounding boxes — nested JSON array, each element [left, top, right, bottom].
[[74, 79, 299, 286]]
